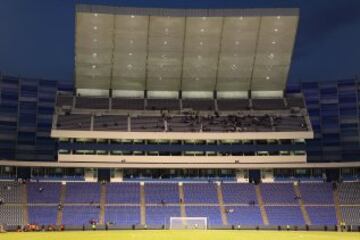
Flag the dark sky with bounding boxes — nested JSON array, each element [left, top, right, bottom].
[[0, 0, 359, 83]]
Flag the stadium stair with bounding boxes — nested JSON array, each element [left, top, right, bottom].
[[255, 185, 269, 225], [216, 184, 228, 225], [99, 184, 107, 224], [333, 187, 344, 225], [178, 184, 187, 218], [57, 183, 66, 225], [90, 115, 94, 131], [22, 184, 29, 225], [293, 184, 311, 225], [140, 183, 146, 225]]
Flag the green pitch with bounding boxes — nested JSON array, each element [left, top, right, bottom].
[[1, 230, 359, 240]]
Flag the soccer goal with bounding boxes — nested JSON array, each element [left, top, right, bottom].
[[169, 217, 208, 230]]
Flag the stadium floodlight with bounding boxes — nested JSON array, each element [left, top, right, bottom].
[[169, 217, 208, 230]]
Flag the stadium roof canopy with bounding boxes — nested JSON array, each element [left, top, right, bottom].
[[75, 5, 299, 94]]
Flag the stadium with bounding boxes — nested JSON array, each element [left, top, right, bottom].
[[0, 1, 359, 240]]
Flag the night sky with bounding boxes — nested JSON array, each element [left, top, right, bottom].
[[0, 0, 359, 83]]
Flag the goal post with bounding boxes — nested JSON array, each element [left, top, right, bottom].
[[169, 217, 208, 230]]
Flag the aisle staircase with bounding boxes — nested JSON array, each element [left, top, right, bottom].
[[333, 187, 343, 225], [56, 183, 66, 225], [140, 183, 146, 225], [216, 183, 228, 225], [293, 184, 311, 225], [99, 184, 107, 225], [255, 185, 269, 225], [178, 183, 186, 218], [21, 184, 29, 225]]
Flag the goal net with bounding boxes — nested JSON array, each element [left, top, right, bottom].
[[169, 217, 208, 230]]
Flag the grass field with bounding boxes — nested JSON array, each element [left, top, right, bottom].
[[1, 230, 359, 240]]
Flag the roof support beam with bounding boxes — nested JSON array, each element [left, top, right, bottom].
[[179, 17, 187, 92], [248, 16, 262, 92], [214, 17, 225, 91], [144, 16, 151, 91]]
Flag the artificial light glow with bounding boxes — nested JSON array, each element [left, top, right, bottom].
[[266, 76, 270, 80], [163, 41, 167, 45], [272, 41, 276, 45], [131, 15, 135, 18], [130, 40, 134, 44], [199, 41, 203, 45], [94, 13, 98, 17], [200, 28, 205, 32], [239, 16, 243, 20], [269, 53, 274, 59], [277, 16, 281, 19], [92, 53, 97, 57], [92, 65, 96, 69], [235, 41, 239, 45], [274, 28, 279, 32], [202, 17, 207, 20], [93, 26, 98, 30], [128, 52, 133, 56]]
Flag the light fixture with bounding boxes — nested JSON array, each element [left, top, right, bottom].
[[163, 41, 167, 45], [277, 16, 281, 19], [272, 41, 276, 45], [93, 26, 98, 30], [128, 52, 133, 56], [200, 28, 205, 32], [92, 53, 97, 57], [94, 13, 98, 17], [266, 76, 270, 80], [92, 65, 96, 69], [202, 17, 207, 20], [131, 15, 135, 18], [274, 28, 279, 32], [239, 16, 243, 20]]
